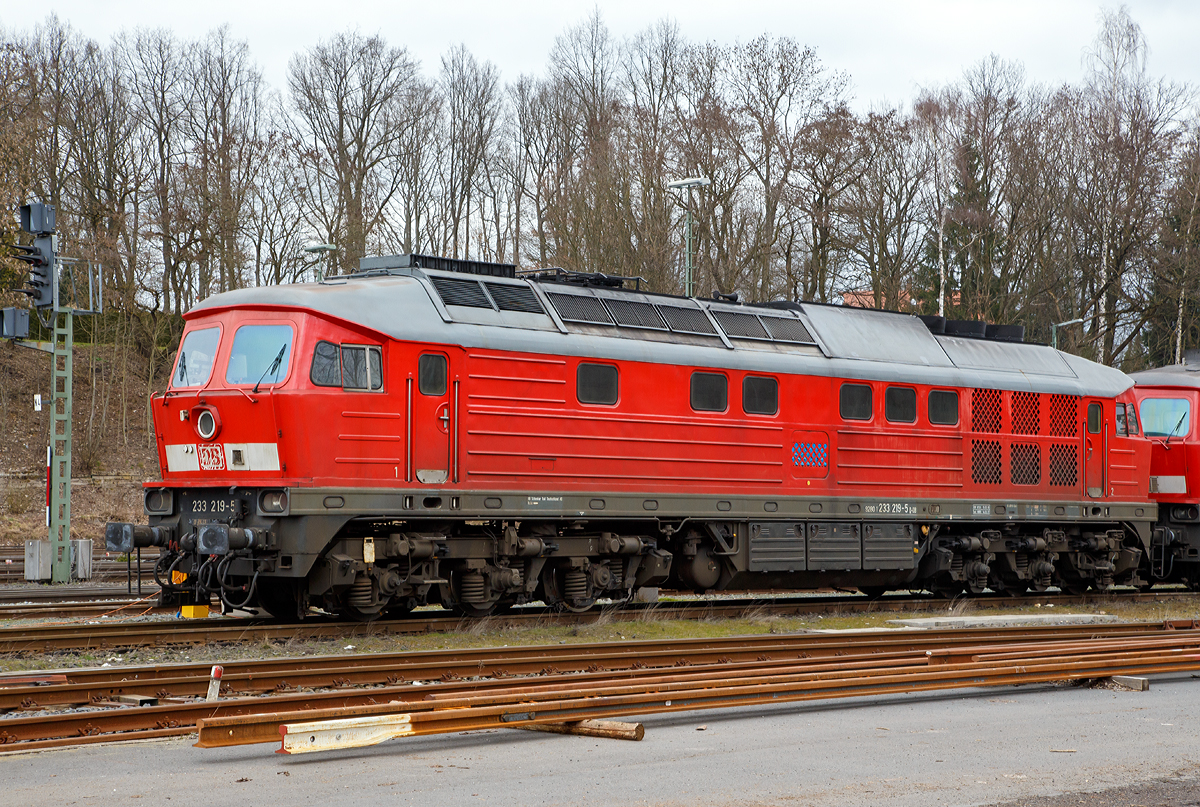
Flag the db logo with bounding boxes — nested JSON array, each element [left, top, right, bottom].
[[198, 444, 225, 471]]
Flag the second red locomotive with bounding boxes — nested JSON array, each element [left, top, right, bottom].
[[108, 254, 1156, 618]]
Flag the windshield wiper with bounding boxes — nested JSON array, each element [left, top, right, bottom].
[[1163, 410, 1188, 447], [177, 352, 188, 386], [253, 345, 288, 394]]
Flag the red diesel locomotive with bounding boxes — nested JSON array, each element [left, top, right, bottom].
[[107, 254, 1156, 619], [1128, 365, 1200, 589]]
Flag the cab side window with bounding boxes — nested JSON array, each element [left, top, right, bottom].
[[310, 340, 383, 391], [1115, 403, 1128, 436]]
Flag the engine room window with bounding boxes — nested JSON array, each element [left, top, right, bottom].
[[1087, 402, 1102, 434], [691, 372, 728, 412], [885, 386, 917, 423], [1140, 397, 1190, 438], [171, 326, 220, 388], [225, 324, 293, 386], [418, 354, 447, 396], [743, 376, 778, 415], [577, 363, 618, 405], [310, 341, 341, 387], [928, 390, 959, 425], [342, 345, 383, 391], [840, 383, 872, 421], [1115, 403, 1128, 436]]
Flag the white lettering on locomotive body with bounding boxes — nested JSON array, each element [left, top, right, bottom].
[[527, 496, 563, 506], [862, 502, 918, 515]]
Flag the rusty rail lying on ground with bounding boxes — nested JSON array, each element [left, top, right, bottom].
[[1, 621, 1197, 753]]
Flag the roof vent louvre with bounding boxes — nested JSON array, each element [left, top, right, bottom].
[[712, 310, 770, 339], [657, 305, 717, 335], [431, 277, 492, 309], [547, 292, 613, 325], [484, 283, 544, 314], [760, 316, 815, 344], [604, 298, 667, 330]]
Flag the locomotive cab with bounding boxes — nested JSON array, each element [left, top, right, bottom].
[[1129, 365, 1200, 588]]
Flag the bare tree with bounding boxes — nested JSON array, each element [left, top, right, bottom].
[[288, 31, 420, 274]]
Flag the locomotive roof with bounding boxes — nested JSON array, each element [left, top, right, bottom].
[[190, 263, 1132, 398], [1130, 364, 1200, 389]]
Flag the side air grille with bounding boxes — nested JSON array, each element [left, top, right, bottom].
[[760, 315, 815, 344], [485, 283, 544, 314], [712, 311, 770, 339], [547, 292, 613, 325], [604, 298, 666, 330], [972, 388, 1003, 433], [431, 277, 492, 309], [658, 305, 717, 334]]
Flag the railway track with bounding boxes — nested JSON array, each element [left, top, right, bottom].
[[0, 588, 1196, 653], [1, 621, 1197, 753]]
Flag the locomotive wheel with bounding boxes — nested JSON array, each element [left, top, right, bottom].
[[1059, 583, 1089, 595], [541, 566, 597, 613], [256, 578, 308, 622], [343, 603, 386, 623]]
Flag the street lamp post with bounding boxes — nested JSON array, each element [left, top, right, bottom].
[[667, 177, 710, 298], [1052, 318, 1084, 350], [303, 243, 337, 282]]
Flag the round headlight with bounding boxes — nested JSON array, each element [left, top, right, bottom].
[[259, 489, 288, 514], [195, 408, 219, 441]]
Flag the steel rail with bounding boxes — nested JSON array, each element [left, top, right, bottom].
[[1, 589, 1196, 653], [2, 622, 1193, 712], [2, 623, 1198, 752], [201, 645, 1200, 753]]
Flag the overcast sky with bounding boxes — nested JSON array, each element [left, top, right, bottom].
[[2, 1, 1198, 110]]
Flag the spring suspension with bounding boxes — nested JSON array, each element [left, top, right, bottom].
[[564, 568, 589, 600], [460, 571, 487, 603], [607, 558, 624, 589], [347, 576, 374, 608]]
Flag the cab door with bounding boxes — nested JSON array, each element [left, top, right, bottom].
[[1085, 400, 1106, 498], [413, 352, 452, 484]]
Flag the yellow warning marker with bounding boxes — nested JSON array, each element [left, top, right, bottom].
[[180, 604, 210, 619]]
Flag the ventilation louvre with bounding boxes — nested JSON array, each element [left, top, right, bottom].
[[761, 316, 815, 344], [658, 305, 717, 334], [1010, 443, 1041, 485], [604, 298, 666, 329], [712, 310, 770, 339], [1012, 391, 1040, 435], [485, 283, 544, 314], [432, 277, 492, 309], [971, 439, 1002, 485], [1048, 394, 1079, 437], [547, 292, 613, 325], [1049, 443, 1079, 487], [972, 388, 1003, 433]]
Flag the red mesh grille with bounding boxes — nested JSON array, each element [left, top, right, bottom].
[[1048, 394, 1079, 437], [1049, 443, 1078, 487], [972, 388, 1002, 433], [971, 439, 1002, 485], [1010, 443, 1041, 485], [1012, 391, 1040, 435]]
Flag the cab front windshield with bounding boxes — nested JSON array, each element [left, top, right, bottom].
[[225, 324, 294, 386], [172, 327, 220, 389], [1140, 398, 1191, 438]]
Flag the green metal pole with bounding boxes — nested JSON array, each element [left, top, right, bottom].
[[49, 309, 73, 583]]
